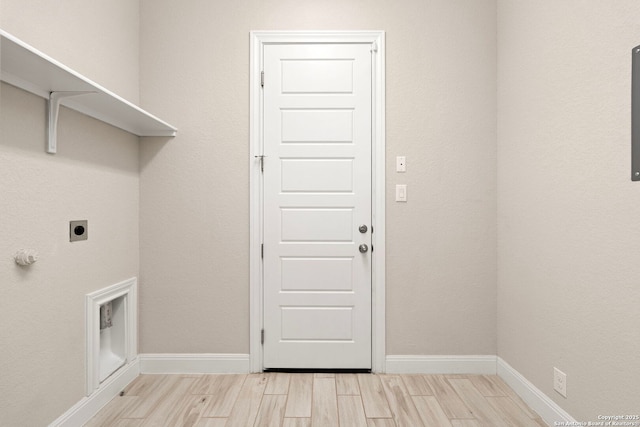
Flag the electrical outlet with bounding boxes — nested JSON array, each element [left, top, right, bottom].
[[69, 220, 88, 242], [554, 367, 567, 398]]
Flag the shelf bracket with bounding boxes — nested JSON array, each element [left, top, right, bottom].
[[47, 91, 95, 154]]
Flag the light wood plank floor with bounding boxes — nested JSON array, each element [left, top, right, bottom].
[[86, 373, 547, 427]]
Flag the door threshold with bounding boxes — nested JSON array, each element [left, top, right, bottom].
[[263, 368, 372, 374]]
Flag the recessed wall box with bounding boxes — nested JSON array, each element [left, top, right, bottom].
[[70, 220, 88, 242]]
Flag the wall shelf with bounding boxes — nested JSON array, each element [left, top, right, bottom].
[[0, 29, 177, 153]]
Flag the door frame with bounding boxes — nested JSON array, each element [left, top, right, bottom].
[[249, 31, 386, 373]]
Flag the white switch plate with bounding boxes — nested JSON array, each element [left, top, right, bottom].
[[553, 367, 567, 398], [396, 156, 406, 172], [395, 184, 407, 202]]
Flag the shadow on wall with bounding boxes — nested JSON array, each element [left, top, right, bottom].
[[139, 136, 172, 171], [0, 82, 159, 174]]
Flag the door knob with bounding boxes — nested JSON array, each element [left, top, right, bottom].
[[359, 244, 369, 253], [358, 225, 368, 233]]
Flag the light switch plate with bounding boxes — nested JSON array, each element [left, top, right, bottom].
[[395, 184, 407, 202], [396, 156, 406, 172]]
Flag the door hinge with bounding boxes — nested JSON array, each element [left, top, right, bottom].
[[261, 243, 264, 259], [261, 329, 265, 345], [261, 71, 264, 88]]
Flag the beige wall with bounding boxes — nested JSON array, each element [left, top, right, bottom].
[[0, 2, 140, 425], [5, 0, 638, 424], [1, 0, 140, 103], [139, 0, 497, 356], [497, 0, 640, 420]]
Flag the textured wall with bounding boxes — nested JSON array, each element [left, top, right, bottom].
[[497, 0, 640, 420], [0, 2, 141, 425], [1, 0, 140, 103], [3, 1, 639, 423], [139, 0, 497, 356]]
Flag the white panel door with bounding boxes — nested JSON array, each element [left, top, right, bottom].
[[263, 43, 373, 369]]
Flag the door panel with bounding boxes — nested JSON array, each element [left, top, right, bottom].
[[281, 208, 353, 242], [281, 59, 354, 93], [281, 159, 354, 192], [281, 307, 353, 340], [281, 109, 354, 142], [263, 43, 372, 369], [281, 258, 354, 291]]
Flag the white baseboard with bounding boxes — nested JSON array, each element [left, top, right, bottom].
[[139, 353, 251, 374], [50, 353, 575, 427], [385, 355, 497, 374], [497, 357, 576, 427], [49, 357, 140, 427]]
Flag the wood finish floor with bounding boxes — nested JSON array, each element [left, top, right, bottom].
[[86, 373, 547, 427]]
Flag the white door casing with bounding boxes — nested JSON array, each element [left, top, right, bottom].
[[249, 31, 385, 372]]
